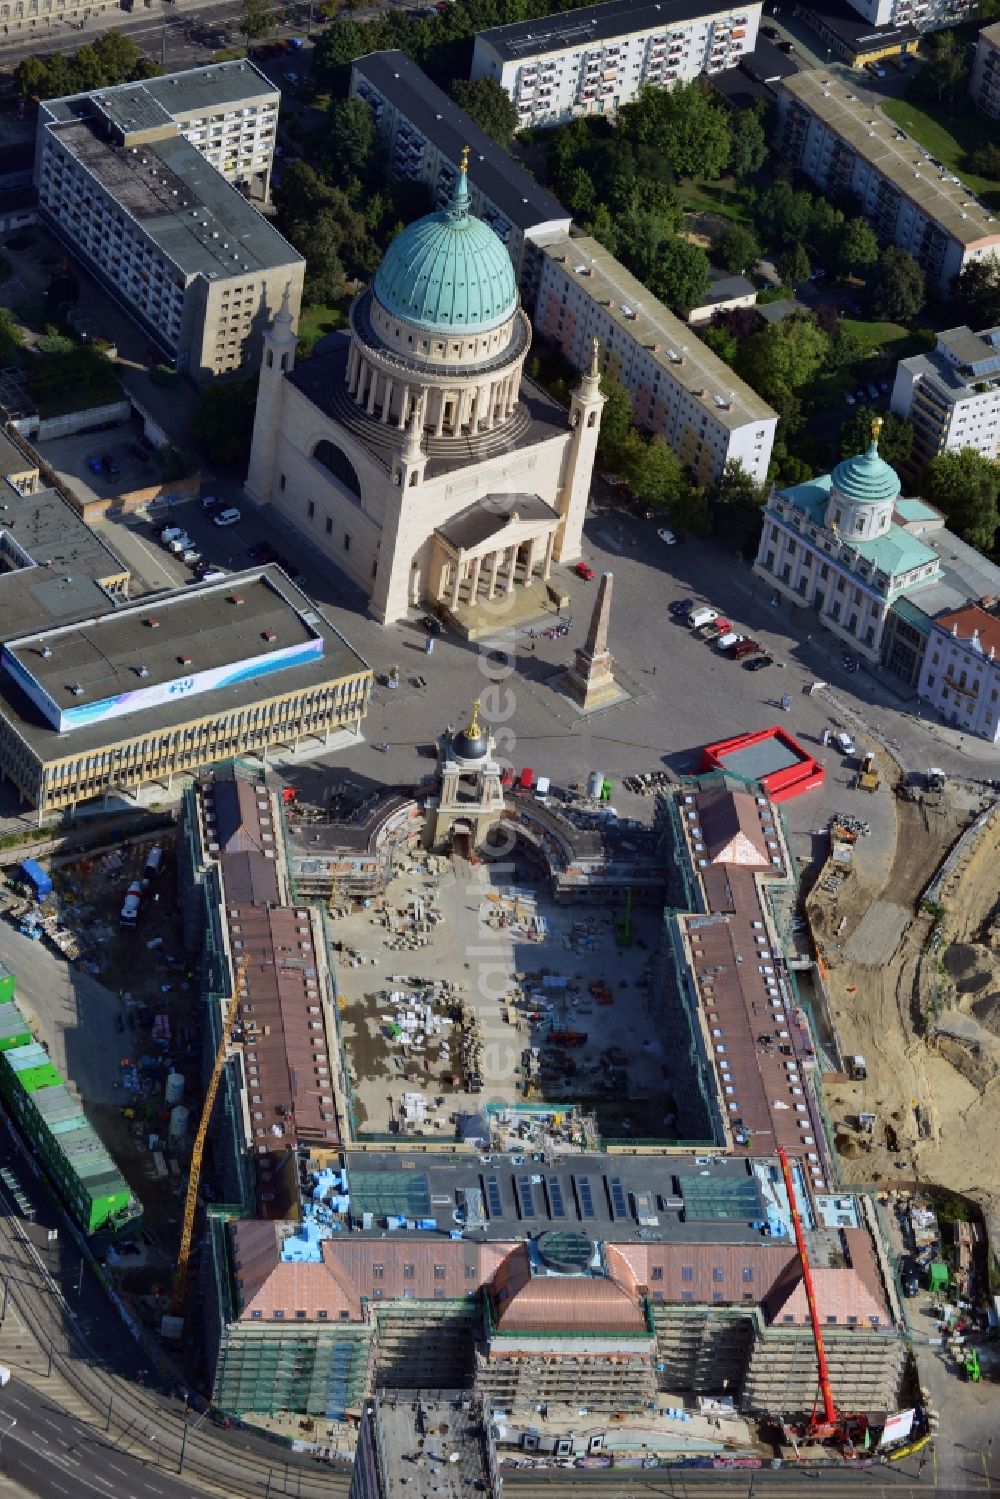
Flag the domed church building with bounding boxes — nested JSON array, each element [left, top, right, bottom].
[[246, 153, 603, 628]]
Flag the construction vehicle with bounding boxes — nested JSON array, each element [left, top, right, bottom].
[[926, 767, 946, 793], [858, 751, 879, 793], [777, 1147, 868, 1452], [162, 958, 247, 1340]]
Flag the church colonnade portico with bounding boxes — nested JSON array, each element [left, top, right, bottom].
[[432, 525, 557, 611]]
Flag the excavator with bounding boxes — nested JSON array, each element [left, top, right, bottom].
[[776, 1147, 869, 1456]]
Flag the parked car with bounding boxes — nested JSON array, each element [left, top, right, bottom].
[[182, 549, 202, 566], [168, 535, 192, 555], [200, 493, 222, 512], [833, 731, 856, 754], [716, 631, 744, 653], [200, 567, 228, 582], [86, 455, 104, 475], [844, 392, 856, 406], [161, 526, 187, 544], [657, 528, 677, 545], [101, 454, 121, 476], [867, 383, 880, 400], [743, 655, 772, 671], [213, 507, 241, 527], [729, 638, 762, 659], [128, 443, 150, 464], [669, 597, 694, 617], [688, 606, 717, 628], [574, 562, 595, 580]]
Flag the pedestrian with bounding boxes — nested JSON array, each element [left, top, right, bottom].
[[805, 633, 811, 643], [652, 665, 657, 676]]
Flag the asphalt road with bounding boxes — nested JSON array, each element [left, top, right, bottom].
[[0, 1377, 206, 1499]]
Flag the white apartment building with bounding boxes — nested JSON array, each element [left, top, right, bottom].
[[350, 51, 570, 297], [918, 604, 1000, 741], [0, 0, 118, 38], [970, 21, 1000, 119], [471, 0, 762, 129], [844, 0, 971, 31], [776, 71, 1000, 295], [35, 66, 302, 382], [891, 325, 1000, 466], [536, 232, 776, 484]]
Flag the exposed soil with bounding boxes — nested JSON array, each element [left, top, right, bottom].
[[815, 783, 1000, 1242]]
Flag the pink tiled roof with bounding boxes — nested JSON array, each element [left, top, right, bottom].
[[767, 1265, 888, 1328]]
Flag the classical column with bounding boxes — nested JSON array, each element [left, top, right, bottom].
[[451, 560, 463, 610], [435, 391, 447, 437], [487, 551, 499, 600], [542, 531, 555, 581], [381, 377, 394, 423], [525, 535, 539, 582], [469, 555, 482, 602], [505, 546, 516, 595], [347, 344, 360, 390], [366, 366, 378, 415]]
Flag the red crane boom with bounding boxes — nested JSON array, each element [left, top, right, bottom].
[[777, 1146, 838, 1435]]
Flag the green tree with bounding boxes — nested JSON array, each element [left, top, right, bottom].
[[240, 0, 276, 40], [954, 259, 1000, 326], [321, 96, 376, 185], [588, 202, 619, 255], [778, 241, 811, 286], [596, 372, 634, 468], [967, 142, 1000, 179], [754, 181, 813, 252], [627, 434, 688, 511], [911, 29, 969, 105], [0, 308, 23, 364], [728, 108, 768, 178], [734, 314, 829, 415], [618, 81, 732, 181], [647, 236, 710, 313], [69, 44, 107, 92], [839, 407, 913, 468], [13, 55, 49, 99], [838, 216, 879, 274], [825, 323, 869, 370], [870, 246, 925, 322], [451, 76, 519, 147], [922, 448, 1000, 552], [91, 30, 147, 81], [700, 324, 737, 363], [707, 459, 770, 551], [191, 378, 257, 467], [715, 223, 761, 275]]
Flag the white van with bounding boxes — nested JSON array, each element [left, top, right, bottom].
[[688, 606, 717, 629], [716, 631, 742, 652], [213, 507, 241, 528]]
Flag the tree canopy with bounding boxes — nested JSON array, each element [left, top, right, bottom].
[[191, 379, 258, 466], [617, 81, 733, 181], [870, 247, 925, 322], [839, 407, 913, 468], [921, 448, 1000, 554], [715, 223, 760, 276], [954, 259, 1000, 327], [733, 313, 829, 433], [451, 76, 520, 147], [646, 236, 710, 313], [14, 30, 158, 97], [838, 217, 879, 274]]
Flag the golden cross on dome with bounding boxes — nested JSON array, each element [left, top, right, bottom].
[[871, 415, 883, 447], [467, 697, 481, 736], [460, 144, 470, 175]]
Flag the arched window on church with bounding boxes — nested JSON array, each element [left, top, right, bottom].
[[313, 440, 362, 503]]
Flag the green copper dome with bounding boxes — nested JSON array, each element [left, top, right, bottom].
[[831, 427, 901, 507], [372, 166, 518, 335]]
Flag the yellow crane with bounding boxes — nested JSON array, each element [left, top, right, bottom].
[[162, 956, 248, 1339]]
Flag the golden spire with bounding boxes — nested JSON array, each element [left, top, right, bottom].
[[468, 697, 481, 737], [871, 414, 883, 448], [460, 144, 470, 176]]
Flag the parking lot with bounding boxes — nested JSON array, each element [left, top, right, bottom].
[[38, 420, 156, 512]]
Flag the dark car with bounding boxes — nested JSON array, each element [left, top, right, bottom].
[[743, 655, 773, 671], [137, 1005, 154, 1028], [248, 540, 277, 562], [102, 454, 121, 476], [669, 597, 694, 617], [729, 638, 762, 659]]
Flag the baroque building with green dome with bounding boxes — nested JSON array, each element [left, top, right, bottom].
[[245, 161, 603, 627], [753, 420, 944, 673]]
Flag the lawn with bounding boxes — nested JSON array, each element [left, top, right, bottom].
[[297, 299, 348, 352], [676, 176, 752, 225], [882, 97, 1000, 207], [842, 317, 934, 362]]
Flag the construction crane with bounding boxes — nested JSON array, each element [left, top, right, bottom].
[[776, 1146, 867, 1451], [162, 957, 248, 1339]]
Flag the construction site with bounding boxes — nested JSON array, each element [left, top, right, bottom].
[[333, 855, 668, 1142]]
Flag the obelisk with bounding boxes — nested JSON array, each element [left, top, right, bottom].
[[564, 571, 620, 709]]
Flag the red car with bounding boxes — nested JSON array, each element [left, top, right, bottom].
[[574, 562, 595, 580]]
